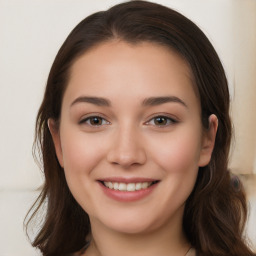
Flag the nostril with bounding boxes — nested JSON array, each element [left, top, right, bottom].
[[107, 151, 147, 167]]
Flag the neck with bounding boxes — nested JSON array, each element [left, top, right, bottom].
[[85, 209, 190, 256]]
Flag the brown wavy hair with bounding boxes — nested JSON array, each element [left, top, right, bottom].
[[25, 1, 255, 255]]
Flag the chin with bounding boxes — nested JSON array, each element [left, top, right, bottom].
[[94, 209, 165, 235], [108, 220, 154, 234]]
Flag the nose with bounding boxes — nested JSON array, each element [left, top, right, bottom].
[[106, 125, 147, 168]]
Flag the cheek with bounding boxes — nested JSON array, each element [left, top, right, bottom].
[[59, 130, 107, 214], [148, 130, 202, 174], [60, 129, 105, 176]]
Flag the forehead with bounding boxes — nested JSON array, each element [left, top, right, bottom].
[[64, 40, 199, 109]]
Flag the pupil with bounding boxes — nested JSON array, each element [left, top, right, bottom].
[[155, 117, 167, 125], [91, 117, 102, 125]]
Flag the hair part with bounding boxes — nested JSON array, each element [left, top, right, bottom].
[[25, 1, 255, 255]]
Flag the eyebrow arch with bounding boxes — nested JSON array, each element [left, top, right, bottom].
[[142, 96, 188, 108], [70, 96, 111, 107], [70, 95, 187, 108]]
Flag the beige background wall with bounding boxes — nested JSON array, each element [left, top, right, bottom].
[[0, 0, 255, 255], [229, 0, 256, 175]]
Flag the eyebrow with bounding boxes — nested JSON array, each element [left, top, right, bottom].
[[71, 96, 111, 107], [142, 96, 188, 108], [70, 95, 187, 108]]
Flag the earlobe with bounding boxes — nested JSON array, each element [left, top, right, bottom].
[[198, 114, 218, 167], [48, 118, 64, 167]]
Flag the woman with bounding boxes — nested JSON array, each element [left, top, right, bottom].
[[25, 1, 255, 255]]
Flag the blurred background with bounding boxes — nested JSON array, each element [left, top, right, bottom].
[[0, 0, 255, 255]]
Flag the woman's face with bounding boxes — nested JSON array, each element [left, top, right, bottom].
[[50, 41, 216, 234]]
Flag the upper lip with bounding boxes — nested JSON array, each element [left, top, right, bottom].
[[98, 177, 159, 183]]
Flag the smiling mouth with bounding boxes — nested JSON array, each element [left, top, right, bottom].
[[100, 180, 159, 192]]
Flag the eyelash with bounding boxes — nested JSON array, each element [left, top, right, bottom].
[[79, 115, 178, 128], [146, 115, 178, 127], [79, 115, 110, 127]]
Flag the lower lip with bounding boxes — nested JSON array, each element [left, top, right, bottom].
[[99, 182, 158, 202]]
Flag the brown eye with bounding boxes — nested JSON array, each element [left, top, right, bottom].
[[79, 116, 110, 126], [154, 116, 168, 126], [89, 117, 103, 125], [147, 116, 177, 127]]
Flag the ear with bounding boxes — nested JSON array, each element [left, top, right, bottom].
[[198, 114, 218, 167], [48, 118, 64, 167]]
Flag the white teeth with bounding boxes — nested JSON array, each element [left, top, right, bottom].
[[135, 183, 142, 190], [103, 181, 153, 191], [118, 183, 126, 191], [142, 182, 149, 189], [113, 182, 119, 190], [127, 183, 135, 191], [108, 182, 114, 189]]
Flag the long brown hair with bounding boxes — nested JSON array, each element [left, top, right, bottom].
[[25, 1, 255, 255]]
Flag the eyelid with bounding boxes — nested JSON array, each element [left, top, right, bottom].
[[145, 114, 179, 127], [78, 113, 178, 128], [79, 114, 111, 126]]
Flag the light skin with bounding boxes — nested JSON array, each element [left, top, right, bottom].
[[49, 40, 218, 256]]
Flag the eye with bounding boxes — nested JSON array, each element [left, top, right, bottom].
[[147, 116, 177, 127], [79, 116, 110, 126]]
